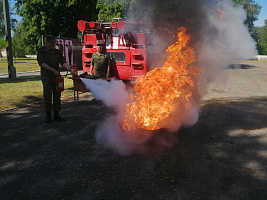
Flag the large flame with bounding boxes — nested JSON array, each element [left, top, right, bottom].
[[122, 27, 201, 131]]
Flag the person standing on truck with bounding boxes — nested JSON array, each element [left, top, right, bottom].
[[37, 35, 76, 123], [90, 41, 110, 78]]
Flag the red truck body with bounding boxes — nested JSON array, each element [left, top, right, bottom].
[[78, 20, 173, 81]]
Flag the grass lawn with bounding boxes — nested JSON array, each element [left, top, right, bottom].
[[0, 75, 76, 111], [0, 57, 80, 111], [0, 57, 40, 74]]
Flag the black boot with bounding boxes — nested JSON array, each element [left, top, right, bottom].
[[54, 111, 66, 122], [45, 111, 52, 123]]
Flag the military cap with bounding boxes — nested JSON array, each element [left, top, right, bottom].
[[46, 35, 57, 43]]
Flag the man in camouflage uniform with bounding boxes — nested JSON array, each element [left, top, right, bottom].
[[90, 42, 110, 78], [37, 36, 76, 123]]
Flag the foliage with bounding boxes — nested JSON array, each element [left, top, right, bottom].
[[251, 20, 267, 54], [96, 0, 137, 21], [97, 0, 122, 21], [0, 0, 4, 38], [0, 38, 5, 49], [0, 0, 17, 38], [12, 38, 24, 58], [13, 0, 98, 53], [9, 0, 265, 55], [12, 23, 24, 57], [232, 0, 261, 31]]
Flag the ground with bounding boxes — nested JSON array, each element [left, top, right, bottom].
[[0, 61, 267, 200]]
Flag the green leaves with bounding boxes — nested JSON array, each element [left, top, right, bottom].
[[7, 0, 265, 55], [0, 0, 17, 38], [252, 22, 267, 54], [232, 0, 261, 30], [231, 0, 266, 54], [97, 0, 137, 21], [13, 0, 98, 53]]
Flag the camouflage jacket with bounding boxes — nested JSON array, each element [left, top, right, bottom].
[[91, 52, 110, 77]]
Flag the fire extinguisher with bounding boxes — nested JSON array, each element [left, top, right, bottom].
[[56, 75, 64, 92], [72, 64, 78, 76]]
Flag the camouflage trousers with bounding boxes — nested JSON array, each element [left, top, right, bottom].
[[41, 76, 61, 112]]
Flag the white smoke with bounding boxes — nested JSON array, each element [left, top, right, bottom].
[[207, 1, 257, 60], [80, 78, 129, 115], [81, 0, 258, 155], [94, 115, 134, 155], [197, 0, 258, 92], [81, 78, 137, 155]]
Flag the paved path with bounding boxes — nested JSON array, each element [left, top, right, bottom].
[[0, 61, 267, 200], [0, 70, 41, 79], [203, 61, 267, 99], [0, 70, 83, 79]]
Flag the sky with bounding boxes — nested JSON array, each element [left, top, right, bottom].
[[9, 0, 267, 27], [254, 0, 267, 26]]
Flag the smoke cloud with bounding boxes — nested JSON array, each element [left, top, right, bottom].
[[81, 78, 146, 155], [82, 0, 257, 155], [197, 0, 258, 93], [127, 0, 257, 95]]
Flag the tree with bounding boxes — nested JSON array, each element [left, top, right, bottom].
[[0, 0, 5, 38], [232, 0, 261, 31], [12, 22, 25, 57], [0, 38, 5, 49], [0, 0, 17, 38], [97, 0, 137, 21], [13, 0, 98, 53], [252, 20, 267, 54], [97, 0, 121, 21]]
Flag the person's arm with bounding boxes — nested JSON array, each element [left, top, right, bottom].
[[106, 56, 111, 77], [106, 65, 110, 77], [59, 50, 76, 77], [62, 63, 76, 77], [90, 55, 94, 75], [90, 65, 94, 75], [40, 63, 60, 76]]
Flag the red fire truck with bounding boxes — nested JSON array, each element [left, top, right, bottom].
[[77, 19, 174, 81]]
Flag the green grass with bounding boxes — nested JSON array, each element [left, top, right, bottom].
[[0, 75, 75, 111], [0, 57, 79, 111], [0, 57, 40, 73]]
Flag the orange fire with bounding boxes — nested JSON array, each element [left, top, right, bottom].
[[218, 8, 225, 21], [122, 27, 201, 131]]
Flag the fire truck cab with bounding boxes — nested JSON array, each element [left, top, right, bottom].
[[77, 19, 172, 81]]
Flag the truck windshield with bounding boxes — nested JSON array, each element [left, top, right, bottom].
[[107, 52, 126, 62]]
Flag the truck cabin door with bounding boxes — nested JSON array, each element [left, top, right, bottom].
[[107, 51, 131, 80]]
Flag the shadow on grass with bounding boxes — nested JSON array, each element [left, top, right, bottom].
[[0, 97, 266, 199], [0, 76, 41, 84], [12, 95, 43, 108], [8, 90, 74, 109]]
